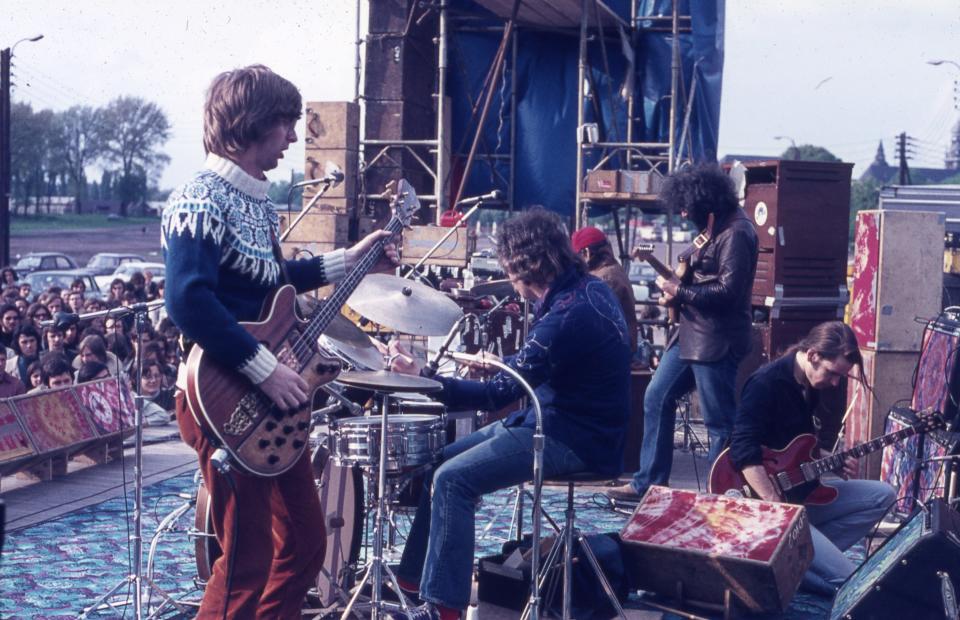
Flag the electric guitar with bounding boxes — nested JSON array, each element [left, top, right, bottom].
[[631, 214, 715, 324], [184, 180, 418, 477], [707, 408, 945, 505]]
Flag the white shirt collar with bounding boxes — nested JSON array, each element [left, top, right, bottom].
[[204, 153, 271, 200]]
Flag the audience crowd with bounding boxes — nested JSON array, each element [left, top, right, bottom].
[[0, 266, 178, 425]]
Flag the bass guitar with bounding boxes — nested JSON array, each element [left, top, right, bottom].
[[184, 180, 418, 476], [707, 408, 945, 505]]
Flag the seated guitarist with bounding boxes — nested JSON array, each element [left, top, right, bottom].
[[162, 65, 396, 618], [727, 321, 896, 595]]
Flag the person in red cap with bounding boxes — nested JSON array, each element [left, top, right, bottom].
[[572, 226, 638, 355]]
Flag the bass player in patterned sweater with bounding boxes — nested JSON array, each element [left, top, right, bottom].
[[163, 65, 396, 619]]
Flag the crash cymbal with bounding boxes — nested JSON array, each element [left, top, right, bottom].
[[469, 278, 515, 298], [347, 274, 462, 336], [335, 370, 443, 393]]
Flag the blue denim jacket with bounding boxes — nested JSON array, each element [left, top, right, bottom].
[[434, 267, 632, 476]]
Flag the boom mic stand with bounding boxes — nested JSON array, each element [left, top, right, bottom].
[[75, 300, 183, 619]]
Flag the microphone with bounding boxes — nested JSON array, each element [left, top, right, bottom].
[[457, 190, 502, 207], [40, 311, 80, 329], [292, 162, 345, 189], [423, 314, 474, 378]]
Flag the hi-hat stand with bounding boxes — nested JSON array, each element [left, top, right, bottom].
[[75, 300, 178, 620]]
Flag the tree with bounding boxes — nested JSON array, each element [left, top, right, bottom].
[[50, 106, 103, 214], [99, 96, 170, 215], [780, 144, 841, 163], [849, 179, 880, 241], [9, 102, 55, 214]]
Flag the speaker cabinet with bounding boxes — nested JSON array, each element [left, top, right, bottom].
[[831, 499, 960, 620], [738, 159, 853, 306]]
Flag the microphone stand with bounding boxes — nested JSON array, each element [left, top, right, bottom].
[[281, 177, 337, 243], [79, 300, 185, 619], [447, 351, 545, 620], [403, 201, 484, 282]]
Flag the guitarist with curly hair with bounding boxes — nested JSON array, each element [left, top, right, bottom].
[[717, 321, 897, 595]]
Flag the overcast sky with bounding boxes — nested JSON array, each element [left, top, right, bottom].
[[5, 1, 960, 191]]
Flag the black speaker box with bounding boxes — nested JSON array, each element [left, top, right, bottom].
[[831, 499, 960, 620]]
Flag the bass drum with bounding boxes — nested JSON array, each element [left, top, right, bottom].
[[192, 450, 364, 606]]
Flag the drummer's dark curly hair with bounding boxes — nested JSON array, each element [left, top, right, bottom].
[[659, 163, 738, 230], [497, 207, 585, 287]]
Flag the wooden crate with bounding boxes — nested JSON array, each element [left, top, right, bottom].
[[620, 486, 813, 614], [282, 212, 350, 246], [303, 102, 359, 150], [400, 224, 475, 267], [304, 147, 358, 202], [850, 210, 944, 351]]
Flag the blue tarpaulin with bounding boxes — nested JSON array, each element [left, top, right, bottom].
[[446, 0, 725, 218]]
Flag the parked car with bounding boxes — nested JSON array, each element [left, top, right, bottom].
[[84, 253, 146, 276], [95, 261, 166, 291], [23, 269, 104, 300], [12, 252, 78, 276]]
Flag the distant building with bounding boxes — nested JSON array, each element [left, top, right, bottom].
[[12, 197, 152, 217], [860, 124, 960, 185]]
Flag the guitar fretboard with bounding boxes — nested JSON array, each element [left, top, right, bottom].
[[805, 421, 931, 479]]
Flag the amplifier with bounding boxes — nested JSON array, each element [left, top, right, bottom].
[[881, 407, 960, 517], [912, 316, 960, 422], [830, 499, 960, 620], [620, 486, 812, 614]]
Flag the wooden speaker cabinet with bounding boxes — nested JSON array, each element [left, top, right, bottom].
[[850, 209, 945, 352], [737, 160, 853, 306]]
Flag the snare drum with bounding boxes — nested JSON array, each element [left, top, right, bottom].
[[331, 414, 445, 472]]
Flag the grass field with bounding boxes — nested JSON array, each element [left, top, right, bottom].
[[11, 214, 160, 232]]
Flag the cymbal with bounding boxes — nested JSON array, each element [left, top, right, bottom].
[[335, 370, 443, 394], [297, 296, 386, 370], [347, 274, 463, 336], [470, 278, 515, 298]]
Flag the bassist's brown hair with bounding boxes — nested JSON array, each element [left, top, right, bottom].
[[203, 65, 301, 158]]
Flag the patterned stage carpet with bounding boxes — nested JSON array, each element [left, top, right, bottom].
[[1, 471, 834, 618]]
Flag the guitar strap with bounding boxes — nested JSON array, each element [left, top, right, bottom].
[[677, 212, 716, 265]]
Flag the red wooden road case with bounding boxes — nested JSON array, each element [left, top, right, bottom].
[[620, 486, 813, 614]]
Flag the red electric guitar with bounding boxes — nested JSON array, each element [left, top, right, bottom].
[[707, 408, 945, 505], [184, 180, 418, 477]]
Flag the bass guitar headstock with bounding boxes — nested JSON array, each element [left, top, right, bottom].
[[382, 179, 419, 228]]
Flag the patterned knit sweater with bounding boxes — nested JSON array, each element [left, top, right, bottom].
[[162, 154, 346, 384]]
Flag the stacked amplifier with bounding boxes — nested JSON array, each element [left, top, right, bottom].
[[733, 160, 853, 443], [845, 209, 945, 480]]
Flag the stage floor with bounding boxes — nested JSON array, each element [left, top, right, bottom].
[[0, 421, 836, 619]]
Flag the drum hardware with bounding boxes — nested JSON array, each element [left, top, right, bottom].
[[333, 371, 442, 620], [442, 351, 547, 620], [347, 274, 463, 336], [141, 474, 204, 616]]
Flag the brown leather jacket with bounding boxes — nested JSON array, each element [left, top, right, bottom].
[[669, 210, 758, 362], [591, 260, 638, 354]]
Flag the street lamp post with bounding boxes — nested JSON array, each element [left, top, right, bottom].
[[1, 34, 43, 268], [928, 59, 960, 110]]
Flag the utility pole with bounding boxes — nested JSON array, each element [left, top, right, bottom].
[[0, 48, 10, 267], [897, 132, 913, 186]]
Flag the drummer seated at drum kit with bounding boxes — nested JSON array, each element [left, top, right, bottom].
[[380, 207, 633, 620]]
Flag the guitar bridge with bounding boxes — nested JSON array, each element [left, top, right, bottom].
[[224, 392, 260, 436]]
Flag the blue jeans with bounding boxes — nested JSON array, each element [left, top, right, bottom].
[[397, 422, 587, 609], [803, 479, 897, 594], [630, 344, 740, 494]]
